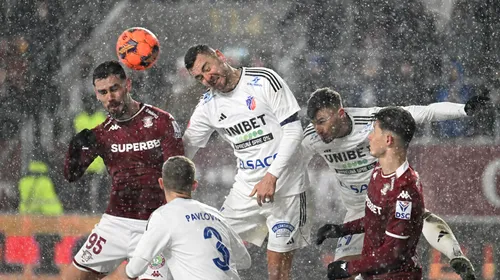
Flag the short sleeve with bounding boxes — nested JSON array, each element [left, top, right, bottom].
[[183, 104, 215, 149], [258, 68, 301, 124]]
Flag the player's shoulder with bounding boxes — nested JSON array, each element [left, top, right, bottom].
[[392, 165, 423, 197], [243, 67, 283, 92], [194, 89, 216, 109], [94, 116, 113, 132], [143, 104, 174, 120], [303, 123, 319, 143], [345, 107, 378, 121]]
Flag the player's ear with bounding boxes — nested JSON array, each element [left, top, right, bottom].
[[192, 180, 198, 192], [158, 178, 165, 191], [215, 49, 226, 62], [386, 134, 394, 146], [338, 107, 345, 117], [126, 77, 132, 91]]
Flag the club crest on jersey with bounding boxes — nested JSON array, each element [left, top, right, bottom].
[[272, 222, 295, 238], [246, 96, 256, 110], [142, 116, 154, 128], [395, 200, 412, 220], [149, 254, 166, 269], [381, 183, 393, 196]]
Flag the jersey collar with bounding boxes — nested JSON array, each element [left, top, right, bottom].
[[381, 160, 410, 179]]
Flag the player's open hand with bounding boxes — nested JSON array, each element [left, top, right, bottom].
[[249, 172, 277, 206], [316, 224, 343, 245]]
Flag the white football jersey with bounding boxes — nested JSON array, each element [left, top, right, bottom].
[[183, 67, 305, 196], [303, 103, 466, 212], [129, 198, 251, 280]]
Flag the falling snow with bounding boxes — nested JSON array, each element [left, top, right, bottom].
[[0, 0, 498, 279]]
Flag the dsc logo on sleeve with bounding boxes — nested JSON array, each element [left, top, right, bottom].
[[395, 200, 412, 220]]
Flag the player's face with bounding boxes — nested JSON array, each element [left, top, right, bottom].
[[189, 50, 233, 92], [312, 107, 345, 143], [94, 75, 131, 119], [368, 121, 388, 157]]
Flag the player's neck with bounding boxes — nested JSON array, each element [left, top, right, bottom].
[[337, 116, 353, 138], [165, 193, 191, 203], [120, 100, 141, 120], [222, 67, 242, 93], [378, 150, 407, 176]]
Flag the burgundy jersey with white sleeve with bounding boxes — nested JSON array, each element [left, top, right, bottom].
[[64, 104, 184, 220], [343, 161, 425, 279]]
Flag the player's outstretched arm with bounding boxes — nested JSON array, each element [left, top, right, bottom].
[[400, 95, 492, 124], [64, 129, 98, 182], [316, 217, 365, 245]]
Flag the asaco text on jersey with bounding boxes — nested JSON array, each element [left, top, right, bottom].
[[361, 162, 424, 277], [64, 104, 184, 220], [184, 67, 305, 196]]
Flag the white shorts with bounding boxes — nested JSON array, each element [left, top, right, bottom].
[[334, 209, 365, 261], [73, 214, 171, 279], [220, 188, 310, 253]]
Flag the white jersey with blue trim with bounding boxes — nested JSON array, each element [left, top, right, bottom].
[[129, 198, 251, 280], [302, 103, 466, 212], [183, 67, 305, 196]]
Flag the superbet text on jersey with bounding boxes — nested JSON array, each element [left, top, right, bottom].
[[64, 104, 184, 220]]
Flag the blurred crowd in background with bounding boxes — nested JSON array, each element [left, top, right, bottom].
[[0, 0, 499, 214]]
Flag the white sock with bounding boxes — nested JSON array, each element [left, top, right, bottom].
[[422, 212, 464, 260]]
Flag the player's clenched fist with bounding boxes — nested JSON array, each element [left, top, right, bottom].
[[316, 223, 343, 245], [464, 95, 491, 116], [71, 128, 97, 150], [327, 260, 351, 279]]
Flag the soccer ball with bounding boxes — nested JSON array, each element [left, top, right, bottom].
[[116, 27, 160, 71]]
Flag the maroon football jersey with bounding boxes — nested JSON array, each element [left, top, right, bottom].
[[64, 104, 184, 220], [348, 161, 425, 279]]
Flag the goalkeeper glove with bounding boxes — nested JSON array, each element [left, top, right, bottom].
[[464, 95, 491, 116], [327, 260, 351, 279], [316, 224, 343, 245]]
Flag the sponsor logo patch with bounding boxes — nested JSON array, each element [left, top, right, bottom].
[[395, 200, 412, 220], [149, 254, 166, 269], [272, 222, 295, 238]]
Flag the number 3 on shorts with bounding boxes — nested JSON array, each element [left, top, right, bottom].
[[204, 226, 230, 271]]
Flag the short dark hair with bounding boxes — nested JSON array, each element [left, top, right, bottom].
[[161, 156, 196, 194], [184, 44, 216, 70], [374, 107, 416, 148], [92, 61, 126, 86], [306, 87, 343, 120]]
